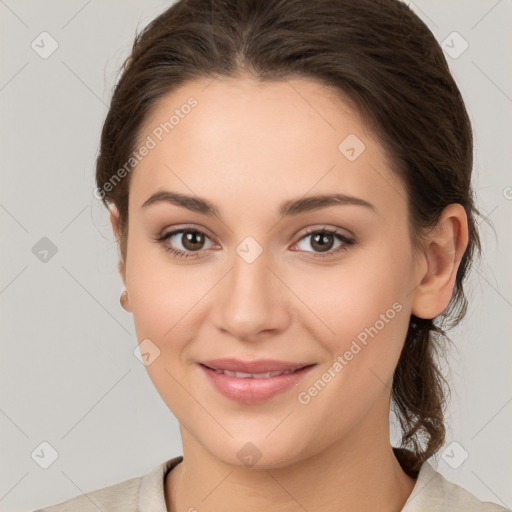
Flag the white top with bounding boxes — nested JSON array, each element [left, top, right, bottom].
[[35, 454, 509, 511]]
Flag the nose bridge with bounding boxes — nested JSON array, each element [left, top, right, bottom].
[[230, 237, 275, 312], [213, 235, 289, 339], [232, 239, 270, 298]]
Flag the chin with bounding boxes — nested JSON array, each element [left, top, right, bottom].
[[204, 434, 308, 470]]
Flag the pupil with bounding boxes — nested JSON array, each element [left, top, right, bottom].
[[312, 233, 333, 252], [183, 231, 204, 250]]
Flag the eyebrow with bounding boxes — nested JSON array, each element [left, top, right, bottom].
[[141, 190, 377, 218]]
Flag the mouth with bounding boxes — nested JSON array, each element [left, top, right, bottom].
[[198, 361, 316, 404]]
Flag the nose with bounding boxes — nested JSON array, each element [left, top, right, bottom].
[[211, 246, 291, 342]]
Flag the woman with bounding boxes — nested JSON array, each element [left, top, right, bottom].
[[36, 0, 508, 510]]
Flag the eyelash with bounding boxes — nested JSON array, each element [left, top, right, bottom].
[[155, 226, 355, 260]]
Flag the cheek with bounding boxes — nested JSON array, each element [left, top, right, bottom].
[[127, 266, 207, 344], [287, 244, 412, 400], [125, 225, 212, 333], [125, 248, 209, 410], [289, 243, 411, 337], [291, 266, 410, 434]]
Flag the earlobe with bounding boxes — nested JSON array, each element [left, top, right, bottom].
[[120, 289, 132, 312], [411, 204, 469, 320]]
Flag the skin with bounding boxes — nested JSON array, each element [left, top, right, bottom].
[[110, 75, 468, 512]]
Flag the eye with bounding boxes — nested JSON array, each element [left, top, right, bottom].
[[155, 226, 355, 260], [155, 228, 217, 259], [292, 227, 355, 259]]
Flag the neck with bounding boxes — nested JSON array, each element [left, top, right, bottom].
[[165, 418, 417, 512]]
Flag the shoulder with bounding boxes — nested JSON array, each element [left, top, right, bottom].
[[34, 456, 183, 512], [402, 461, 510, 512]]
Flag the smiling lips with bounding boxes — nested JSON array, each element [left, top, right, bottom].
[[199, 358, 316, 404]]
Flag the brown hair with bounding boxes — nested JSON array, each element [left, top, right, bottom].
[[96, 0, 482, 475]]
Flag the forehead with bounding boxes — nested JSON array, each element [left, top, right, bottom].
[[130, 75, 406, 220], [137, 75, 366, 157]]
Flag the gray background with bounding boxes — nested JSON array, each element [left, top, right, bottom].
[[0, 1, 511, 511]]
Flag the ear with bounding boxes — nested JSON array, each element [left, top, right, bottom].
[[109, 205, 129, 304], [411, 203, 469, 319]]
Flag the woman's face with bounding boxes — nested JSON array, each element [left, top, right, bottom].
[[116, 76, 427, 468]]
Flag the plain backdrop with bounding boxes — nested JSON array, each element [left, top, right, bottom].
[[0, 1, 511, 511]]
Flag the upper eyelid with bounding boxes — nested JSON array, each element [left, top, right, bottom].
[[160, 224, 217, 241]]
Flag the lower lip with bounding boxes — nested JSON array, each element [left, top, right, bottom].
[[199, 364, 315, 404]]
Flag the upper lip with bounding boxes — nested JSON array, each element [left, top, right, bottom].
[[200, 358, 314, 373]]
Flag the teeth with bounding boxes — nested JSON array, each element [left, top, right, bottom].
[[217, 368, 298, 378]]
